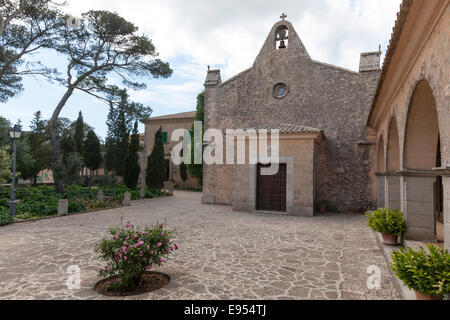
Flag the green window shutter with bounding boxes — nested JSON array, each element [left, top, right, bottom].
[[162, 131, 168, 144]]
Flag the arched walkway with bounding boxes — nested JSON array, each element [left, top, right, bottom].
[[386, 119, 401, 210], [402, 80, 441, 242], [376, 136, 386, 208], [404, 81, 440, 170]]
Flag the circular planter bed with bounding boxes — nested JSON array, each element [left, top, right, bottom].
[[95, 271, 170, 297]]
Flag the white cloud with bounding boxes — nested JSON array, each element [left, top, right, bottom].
[[64, 0, 402, 76], [2, 0, 403, 138]]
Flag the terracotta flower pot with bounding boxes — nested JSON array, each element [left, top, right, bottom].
[[415, 291, 442, 300], [319, 202, 326, 213], [382, 233, 398, 246]]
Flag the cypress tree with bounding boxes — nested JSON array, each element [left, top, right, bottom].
[[104, 102, 118, 174], [83, 130, 103, 176], [146, 128, 166, 189], [60, 134, 76, 164], [187, 92, 204, 185], [180, 162, 187, 182], [123, 121, 140, 189], [74, 111, 85, 155], [104, 92, 131, 176], [116, 104, 130, 177]]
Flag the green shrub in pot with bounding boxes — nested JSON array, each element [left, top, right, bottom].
[[390, 245, 450, 299], [365, 208, 407, 236]]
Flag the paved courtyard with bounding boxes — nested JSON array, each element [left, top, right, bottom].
[[0, 191, 400, 300]]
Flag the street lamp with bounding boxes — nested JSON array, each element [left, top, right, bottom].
[[9, 125, 21, 217]]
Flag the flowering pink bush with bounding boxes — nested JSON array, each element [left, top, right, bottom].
[[95, 221, 178, 290]]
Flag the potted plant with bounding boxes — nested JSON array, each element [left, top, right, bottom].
[[390, 245, 450, 300], [318, 201, 327, 213], [365, 208, 407, 245]]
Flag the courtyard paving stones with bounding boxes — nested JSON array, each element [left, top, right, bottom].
[[0, 191, 400, 300]]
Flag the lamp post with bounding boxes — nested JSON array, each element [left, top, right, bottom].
[[9, 125, 21, 217]]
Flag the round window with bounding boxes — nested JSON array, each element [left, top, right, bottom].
[[273, 82, 289, 99]]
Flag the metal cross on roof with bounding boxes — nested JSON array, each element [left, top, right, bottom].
[[280, 13, 287, 20]]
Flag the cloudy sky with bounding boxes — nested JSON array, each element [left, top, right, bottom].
[[1, 0, 402, 138]]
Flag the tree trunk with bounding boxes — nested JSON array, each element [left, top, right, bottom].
[[50, 87, 75, 194]]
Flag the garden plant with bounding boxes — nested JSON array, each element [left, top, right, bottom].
[[366, 208, 407, 245], [95, 221, 178, 294], [0, 184, 165, 224], [390, 245, 450, 299]]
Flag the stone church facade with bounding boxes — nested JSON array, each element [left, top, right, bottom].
[[140, 0, 448, 248], [202, 16, 382, 215]]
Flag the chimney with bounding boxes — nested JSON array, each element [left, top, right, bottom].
[[204, 66, 222, 87], [359, 50, 381, 73]]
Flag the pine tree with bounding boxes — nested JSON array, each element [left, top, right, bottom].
[[123, 121, 140, 189], [48, 10, 172, 194], [146, 128, 166, 189], [74, 111, 85, 155], [83, 130, 103, 176]]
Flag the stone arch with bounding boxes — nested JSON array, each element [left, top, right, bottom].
[[386, 117, 401, 210], [387, 117, 400, 172], [404, 80, 440, 170], [376, 135, 386, 208], [402, 79, 442, 242], [377, 135, 385, 172]]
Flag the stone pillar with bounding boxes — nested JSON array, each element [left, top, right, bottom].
[[97, 190, 104, 202], [376, 175, 386, 208], [164, 181, 174, 196], [58, 199, 68, 216], [202, 195, 216, 205], [400, 176, 407, 215], [386, 176, 401, 210], [404, 176, 436, 242], [443, 176, 450, 251], [122, 192, 131, 206], [139, 187, 146, 199]]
